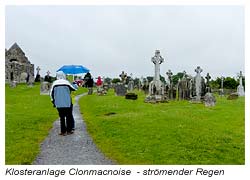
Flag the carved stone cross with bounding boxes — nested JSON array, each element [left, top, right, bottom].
[[151, 50, 164, 81], [205, 73, 211, 84], [119, 71, 127, 84], [195, 66, 203, 75], [36, 66, 41, 75]]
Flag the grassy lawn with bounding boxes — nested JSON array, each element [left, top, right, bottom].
[[79, 90, 245, 164], [5, 83, 88, 164]]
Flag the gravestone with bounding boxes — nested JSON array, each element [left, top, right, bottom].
[[166, 70, 174, 99], [40, 81, 52, 95], [219, 76, 224, 96], [35, 66, 41, 82], [9, 81, 17, 88], [125, 93, 138, 100], [145, 50, 167, 103], [195, 66, 202, 101], [44, 71, 52, 83], [190, 66, 204, 103], [119, 71, 127, 84], [114, 71, 128, 96], [227, 93, 239, 100], [128, 79, 134, 92], [237, 71, 244, 96], [178, 71, 190, 100], [115, 83, 127, 96], [205, 73, 211, 93], [204, 93, 216, 107]]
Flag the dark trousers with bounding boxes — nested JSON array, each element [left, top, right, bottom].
[[57, 107, 73, 133]]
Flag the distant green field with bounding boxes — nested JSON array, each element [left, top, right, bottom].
[[79, 90, 245, 164], [5, 83, 87, 164]]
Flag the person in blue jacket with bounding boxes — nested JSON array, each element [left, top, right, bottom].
[[50, 71, 77, 136]]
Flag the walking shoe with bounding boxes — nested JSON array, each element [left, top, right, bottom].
[[67, 130, 74, 135], [59, 132, 67, 136]]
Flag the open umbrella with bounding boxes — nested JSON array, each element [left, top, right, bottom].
[[57, 65, 90, 75]]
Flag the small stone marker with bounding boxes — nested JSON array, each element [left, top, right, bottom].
[[40, 81, 52, 95], [204, 93, 216, 107]]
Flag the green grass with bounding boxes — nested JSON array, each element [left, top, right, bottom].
[[79, 90, 245, 164], [5, 83, 88, 164]]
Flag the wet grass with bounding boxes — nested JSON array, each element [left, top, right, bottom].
[[79, 90, 245, 164]]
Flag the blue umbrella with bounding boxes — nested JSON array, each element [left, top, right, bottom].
[[57, 65, 89, 75]]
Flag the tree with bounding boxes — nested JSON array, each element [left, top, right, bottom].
[[212, 77, 238, 89], [104, 77, 112, 84], [111, 78, 121, 84], [172, 72, 184, 85], [224, 77, 238, 89]]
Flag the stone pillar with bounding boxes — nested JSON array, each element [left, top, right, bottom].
[[194, 66, 203, 101]]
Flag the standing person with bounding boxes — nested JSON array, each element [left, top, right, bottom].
[[50, 71, 77, 136], [96, 76, 103, 95]]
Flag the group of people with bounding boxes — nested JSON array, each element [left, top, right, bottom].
[[50, 71, 104, 136]]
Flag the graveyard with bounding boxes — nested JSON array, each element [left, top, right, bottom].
[[5, 82, 244, 164], [79, 89, 244, 164], [5, 45, 245, 164]]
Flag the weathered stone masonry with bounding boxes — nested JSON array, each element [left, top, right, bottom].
[[5, 43, 34, 83]]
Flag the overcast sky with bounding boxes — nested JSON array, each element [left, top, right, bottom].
[[5, 5, 244, 79]]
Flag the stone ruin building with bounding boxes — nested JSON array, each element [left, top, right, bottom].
[[5, 43, 34, 84]]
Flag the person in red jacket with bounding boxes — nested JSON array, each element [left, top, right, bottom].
[[96, 76, 103, 95], [96, 76, 102, 86]]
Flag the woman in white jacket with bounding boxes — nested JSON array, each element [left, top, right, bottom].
[[50, 71, 77, 136]]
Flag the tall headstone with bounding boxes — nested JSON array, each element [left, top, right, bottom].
[[205, 73, 211, 93], [128, 77, 134, 92], [178, 71, 190, 100], [145, 50, 167, 103], [219, 76, 224, 96], [237, 71, 245, 96], [35, 66, 41, 82], [166, 70, 173, 99], [194, 66, 203, 102]]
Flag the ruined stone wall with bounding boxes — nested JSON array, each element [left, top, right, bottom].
[[5, 43, 34, 83]]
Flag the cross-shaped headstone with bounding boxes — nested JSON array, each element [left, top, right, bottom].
[[205, 73, 211, 84], [195, 66, 203, 74], [182, 70, 187, 79], [166, 70, 173, 84], [166, 70, 173, 78], [151, 50, 164, 81], [36, 66, 41, 75], [119, 71, 127, 84]]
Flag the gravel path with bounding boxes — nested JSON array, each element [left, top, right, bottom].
[[33, 93, 114, 165]]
